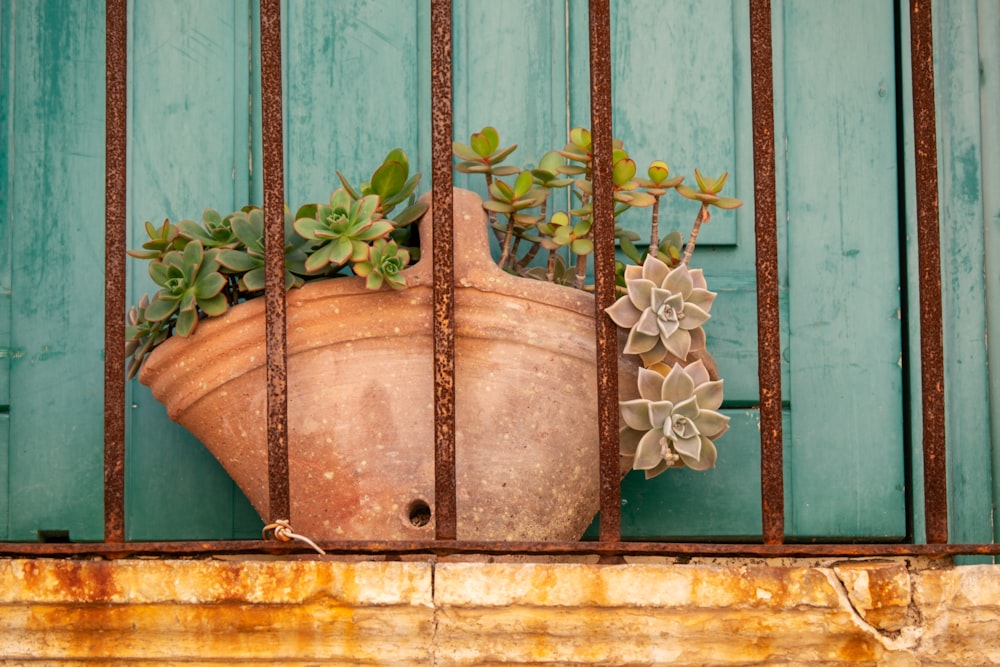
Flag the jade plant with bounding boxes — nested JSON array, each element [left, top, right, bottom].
[[125, 149, 427, 378], [454, 126, 740, 476]]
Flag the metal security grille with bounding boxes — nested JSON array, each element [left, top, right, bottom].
[[4, 0, 995, 559]]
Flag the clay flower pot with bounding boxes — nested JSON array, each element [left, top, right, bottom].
[[139, 188, 639, 541]]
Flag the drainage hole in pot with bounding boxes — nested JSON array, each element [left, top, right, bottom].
[[407, 500, 432, 528]]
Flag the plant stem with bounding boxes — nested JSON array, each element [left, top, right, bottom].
[[546, 249, 557, 282], [573, 251, 588, 290], [682, 204, 710, 266], [498, 214, 516, 269], [508, 234, 522, 270], [515, 242, 542, 271], [649, 195, 661, 252]]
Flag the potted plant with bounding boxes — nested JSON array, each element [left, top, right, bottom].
[[127, 130, 738, 542]]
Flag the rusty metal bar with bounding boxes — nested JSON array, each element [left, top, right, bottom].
[[748, 0, 784, 545], [908, 0, 947, 544], [4, 538, 1000, 560], [103, 0, 128, 544], [588, 0, 622, 543], [430, 0, 457, 541], [259, 0, 291, 522]]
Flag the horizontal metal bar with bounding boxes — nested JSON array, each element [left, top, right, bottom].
[[2, 540, 998, 559]]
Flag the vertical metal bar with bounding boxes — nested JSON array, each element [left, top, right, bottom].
[[259, 0, 290, 522], [748, 0, 784, 545], [909, 0, 947, 544], [103, 0, 128, 543], [430, 0, 457, 541], [588, 0, 621, 543]]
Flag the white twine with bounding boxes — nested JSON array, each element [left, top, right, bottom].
[[262, 519, 326, 555]]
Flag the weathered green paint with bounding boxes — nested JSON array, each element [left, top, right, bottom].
[[0, 413, 7, 539], [979, 0, 1000, 548], [5, 0, 107, 541], [1, 0, 12, 540], [279, 0, 425, 205], [1, 0, 996, 543], [616, 409, 778, 538], [922, 0, 996, 551], [780, 0, 906, 538], [124, 0, 262, 540]]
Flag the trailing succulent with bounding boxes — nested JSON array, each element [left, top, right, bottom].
[[454, 126, 740, 476], [125, 149, 427, 378]]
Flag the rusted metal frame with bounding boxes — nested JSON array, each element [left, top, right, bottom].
[[103, 0, 128, 544], [748, 0, 784, 545], [908, 0, 948, 545], [430, 0, 457, 541], [588, 0, 622, 544], [5, 539, 1000, 559], [259, 0, 291, 522]]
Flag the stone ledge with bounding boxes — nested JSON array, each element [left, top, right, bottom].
[[0, 558, 997, 665]]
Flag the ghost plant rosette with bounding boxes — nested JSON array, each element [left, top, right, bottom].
[[603, 160, 742, 477], [606, 256, 715, 365], [619, 361, 729, 478]]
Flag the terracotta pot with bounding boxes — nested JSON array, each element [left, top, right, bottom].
[[140, 188, 642, 541]]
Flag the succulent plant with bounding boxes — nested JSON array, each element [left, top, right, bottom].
[[353, 238, 410, 290], [618, 361, 729, 477], [215, 207, 308, 291], [605, 253, 715, 365], [143, 240, 229, 337], [293, 189, 393, 273], [126, 149, 428, 376]]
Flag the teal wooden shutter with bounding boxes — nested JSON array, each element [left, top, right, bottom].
[[2, 0, 996, 543]]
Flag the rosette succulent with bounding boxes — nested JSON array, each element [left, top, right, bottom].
[[353, 238, 409, 290], [142, 240, 229, 337], [605, 253, 716, 364], [293, 188, 393, 273], [619, 361, 729, 478]]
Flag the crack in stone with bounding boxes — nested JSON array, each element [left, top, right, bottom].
[[823, 565, 924, 654]]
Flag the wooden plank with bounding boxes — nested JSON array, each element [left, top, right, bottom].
[[608, 0, 739, 247], [451, 0, 569, 195], [978, 0, 1000, 549], [0, 0, 12, 410], [0, 0, 11, 540], [782, 0, 906, 538], [5, 0, 107, 541], [921, 0, 994, 548], [0, 413, 7, 540], [617, 409, 781, 539], [583, 409, 788, 539], [125, 0, 261, 539], [280, 0, 424, 205]]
